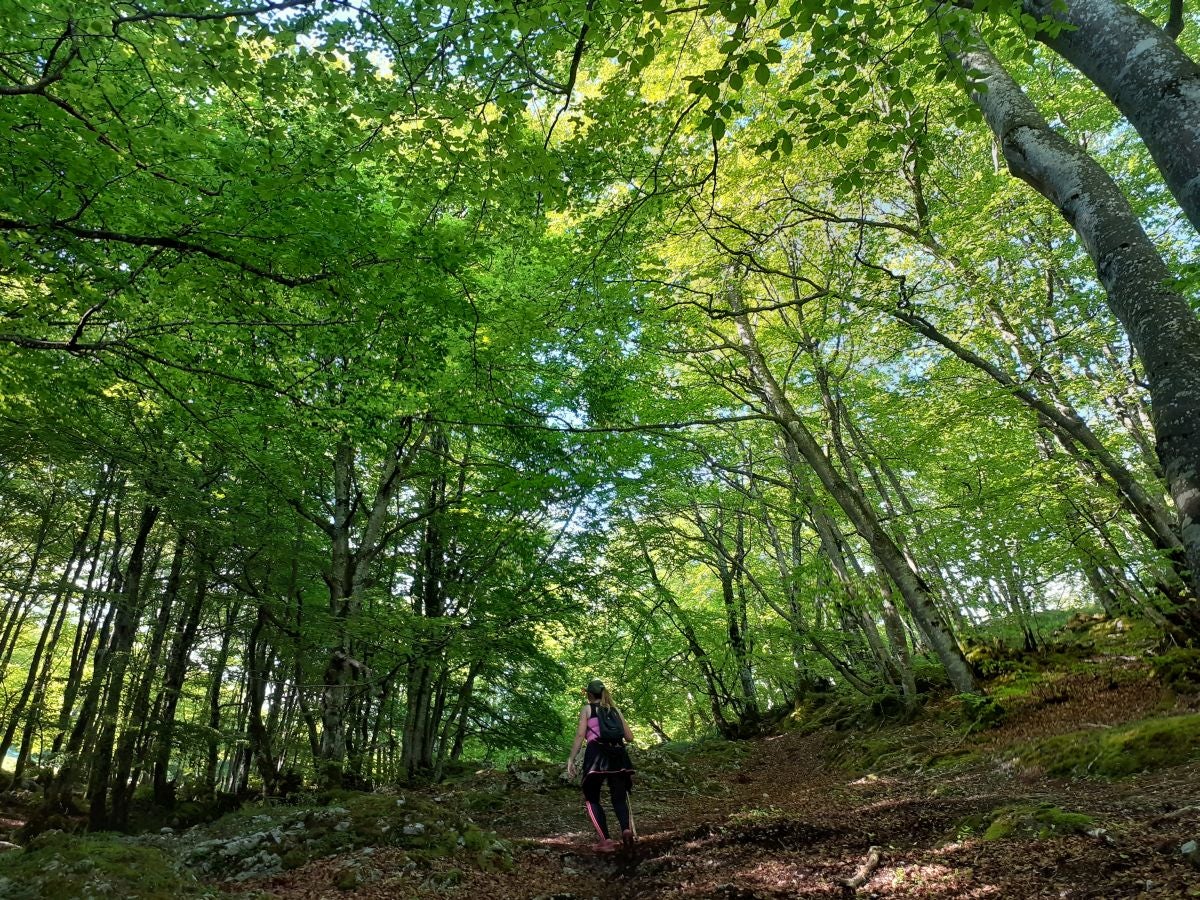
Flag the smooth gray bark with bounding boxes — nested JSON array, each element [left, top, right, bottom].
[[944, 20, 1200, 632], [1011, 0, 1200, 232]]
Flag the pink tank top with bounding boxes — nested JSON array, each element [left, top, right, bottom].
[[585, 705, 601, 742]]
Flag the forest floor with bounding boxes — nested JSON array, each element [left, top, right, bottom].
[[244, 626, 1200, 899], [3, 618, 1200, 899]]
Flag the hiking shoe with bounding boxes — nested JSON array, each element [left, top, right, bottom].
[[621, 828, 635, 852], [593, 838, 618, 853]]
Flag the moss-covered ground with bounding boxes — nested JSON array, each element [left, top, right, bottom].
[[1015, 713, 1200, 778], [0, 830, 210, 900]]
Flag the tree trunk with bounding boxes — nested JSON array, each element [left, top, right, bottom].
[[1, 478, 103, 774], [110, 532, 185, 826], [246, 606, 280, 795], [203, 603, 239, 795], [87, 502, 160, 830], [941, 19, 1200, 633], [151, 557, 209, 805], [890, 306, 1190, 595], [636, 535, 738, 734], [729, 296, 978, 693], [0, 489, 59, 688], [50, 469, 119, 764], [1013, 0, 1200, 232]]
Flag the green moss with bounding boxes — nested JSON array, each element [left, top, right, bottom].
[[987, 667, 1048, 702], [1150, 648, 1200, 692], [958, 693, 1006, 731], [956, 804, 1094, 842], [662, 738, 751, 768], [421, 867, 463, 890], [838, 727, 949, 773], [0, 831, 206, 900], [333, 867, 360, 890], [963, 637, 1031, 678], [461, 825, 490, 851], [181, 790, 512, 881], [476, 848, 514, 873], [979, 804, 1094, 841], [924, 748, 975, 771], [1019, 713, 1200, 778], [462, 789, 505, 812]]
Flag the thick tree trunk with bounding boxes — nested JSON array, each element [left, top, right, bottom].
[[246, 606, 280, 794], [1010, 0, 1200, 232], [942, 21, 1200, 633], [401, 657, 438, 779]]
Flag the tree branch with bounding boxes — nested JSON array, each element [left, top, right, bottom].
[[1166, 0, 1185, 39]]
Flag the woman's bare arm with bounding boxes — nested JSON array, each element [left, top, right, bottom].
[[566, 705, 588, 776]]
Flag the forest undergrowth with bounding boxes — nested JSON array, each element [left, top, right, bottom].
[[3, 614, 1199, 899]]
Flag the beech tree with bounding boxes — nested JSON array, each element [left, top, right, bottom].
[[2, 0, 1197, 819]]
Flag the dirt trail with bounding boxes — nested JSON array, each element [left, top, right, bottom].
[[430, 666, 1200, 900], [4, 651, 1198, 898], [195, 658, 1200, 898], [434, 724, 1200, 899]]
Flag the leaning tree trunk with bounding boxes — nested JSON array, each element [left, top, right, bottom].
[[110, 532, 185, 827], [0, 482, 100, 768], [941, 18, 1200, 634], [1007, 0, 1200, 233], [729, 297, 979, 694], [0, 488, 59, 686], [889, 307, 1191, 595], [638, 535, 739, 733]]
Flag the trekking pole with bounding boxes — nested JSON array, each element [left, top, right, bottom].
[[627, 794, 637, 839]]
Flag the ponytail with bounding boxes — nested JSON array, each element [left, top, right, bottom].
[[583, 681, 614, 710]]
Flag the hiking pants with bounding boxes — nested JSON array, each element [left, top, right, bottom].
[[583, 773, 630, 839]]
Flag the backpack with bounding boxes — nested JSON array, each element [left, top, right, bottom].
[[591, 703, 625, 743]]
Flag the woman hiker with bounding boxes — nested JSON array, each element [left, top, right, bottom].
[[566, 678, 637, 852]]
